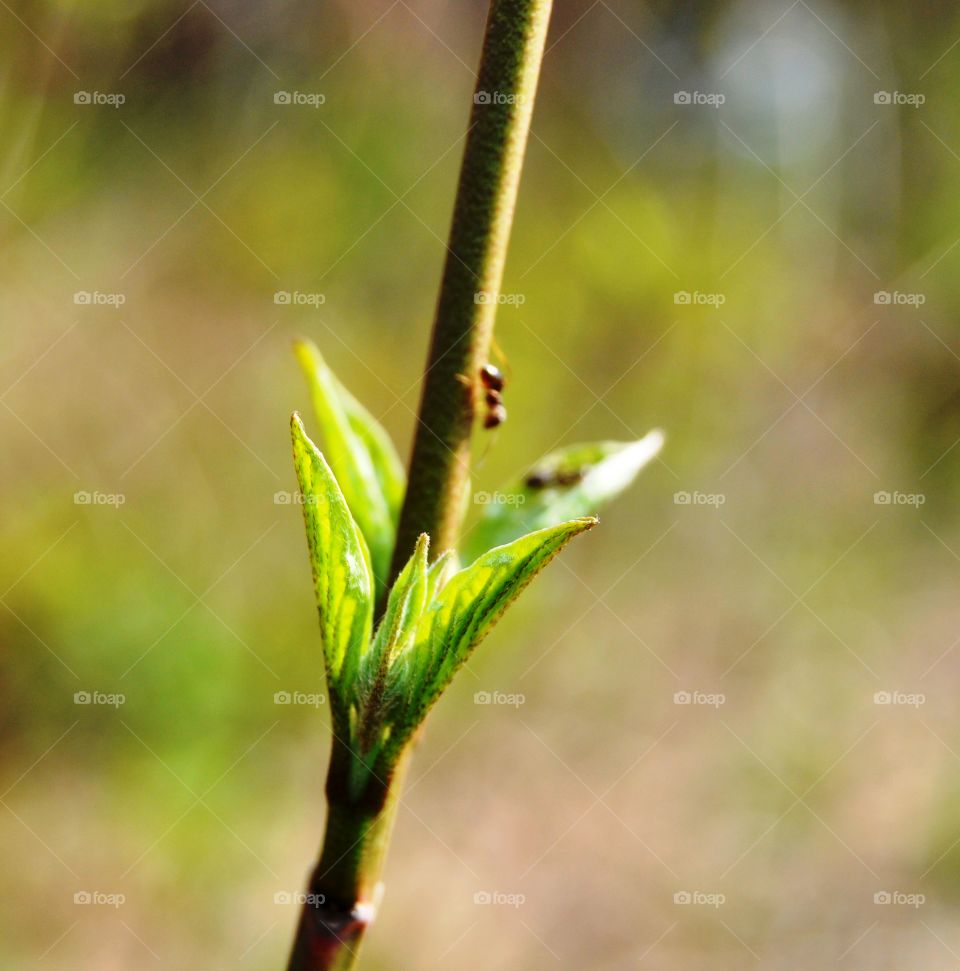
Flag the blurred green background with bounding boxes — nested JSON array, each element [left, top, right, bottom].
[[4, 0, 960, 967]]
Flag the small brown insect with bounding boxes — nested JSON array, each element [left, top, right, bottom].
[[556, 468, 587, 486], [484, 402, 507, 429], [525, 470, 551, 489], [479, 364, 507, 429], [524, 466, 589, 490], [479, 364, 505, 393]]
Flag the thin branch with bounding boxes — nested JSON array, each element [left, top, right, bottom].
[[286, 2, 554, 968], [390, 0, 555, 578]]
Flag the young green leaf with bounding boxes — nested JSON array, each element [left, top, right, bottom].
[[290, 413, 373, 708], [463, 432, 663, 562], [334, 374, 405, 524], [385, 518, 597, 753], [425, 549, 457, 603], [351, 535, 430, 794], [294, 338, 405, 597], [357, 533, 430, 722]]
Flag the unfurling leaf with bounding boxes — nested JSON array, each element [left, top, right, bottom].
[[294, 338, 405, 598], [356, 533, 430, 736], [333, 371, 405, 524], [463, 432, 663, 562], [383, 518, 597, 756], [348, 534, 430, 797], [290, 413, 373, 711], [425, 549, 457, 603]]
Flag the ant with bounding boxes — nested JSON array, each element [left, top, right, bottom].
[[479, 363, 507, 430], [525, 466, 588, 490]]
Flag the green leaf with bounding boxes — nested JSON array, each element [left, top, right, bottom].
[[334, 373, 405, 524], [290, 413, 373, 709], [351, 534, 430, 793], [294, 338, 405, 597], [463, 432, 663, 562], [358, 533, 430, 717], [385, 518, 597, 752], [425, 549, 457, 603]]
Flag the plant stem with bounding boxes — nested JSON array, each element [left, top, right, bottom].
[[286, 743, 411, 971], [287, 2, 553, 968], [389, 0, 555, 580]]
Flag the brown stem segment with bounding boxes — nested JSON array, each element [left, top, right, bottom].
[[389, 0, 555, 580]]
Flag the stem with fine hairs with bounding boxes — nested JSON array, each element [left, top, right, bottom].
[[388, 0, 554, 584]]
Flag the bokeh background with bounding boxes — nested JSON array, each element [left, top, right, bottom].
[[4, 0, 960, 967]]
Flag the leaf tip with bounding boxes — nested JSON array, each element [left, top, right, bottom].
[[557, 515, 598, 547], [645, 428, 666, 454], [292, 336, 317, 369], [290, 412, 320, 466]]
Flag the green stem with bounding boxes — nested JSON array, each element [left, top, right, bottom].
[[389, 0, 555, 580], [286, 744, 411, 971], [288, 1, 553, 967]]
